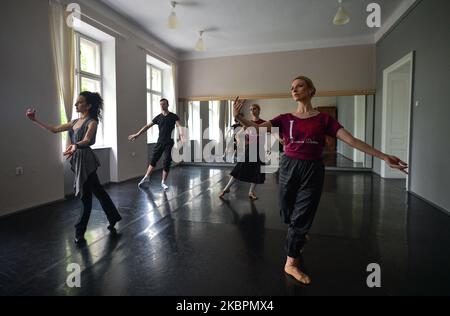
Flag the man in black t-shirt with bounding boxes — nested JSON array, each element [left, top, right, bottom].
[[129, 99, 184, 190]]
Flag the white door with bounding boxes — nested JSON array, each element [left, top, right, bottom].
[[382, 60, 412, 180], [385, 72, 409, 179]]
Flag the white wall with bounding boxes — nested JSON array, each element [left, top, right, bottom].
[[0, 0, 179, 216], [375, 0, 450, 211], [0, 0, 64, 216]]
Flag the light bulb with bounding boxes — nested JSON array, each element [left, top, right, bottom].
[[168, 11, 178, 29], [195, 31, 205, 52], [168, 1, 178, 29], [334, 0, 350, 25]]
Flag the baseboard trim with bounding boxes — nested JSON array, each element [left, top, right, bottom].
[[110, 164, 183, 184], [409, 191, 449, 216], [0, 198, 67, 220]]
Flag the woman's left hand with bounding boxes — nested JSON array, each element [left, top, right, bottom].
[[26, 108, 37, 121], [63, 144, 77, 159], [384, 155, 409, 174], [233, 96, 245, 118]]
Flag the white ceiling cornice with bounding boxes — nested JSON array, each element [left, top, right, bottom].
[[76, 0, 180, 62], [180, 35, 375, 61], [374, 0, 420, 43]]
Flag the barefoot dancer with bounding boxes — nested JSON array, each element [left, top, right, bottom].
[[220, 104, 266, 200], [233, 76, 408, 284]]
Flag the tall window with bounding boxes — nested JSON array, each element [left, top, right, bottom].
[[74, 33, 104, 147], [226, 100, 234, 136], [188, 101, 201, 141], [208, 101, 221, 142], [147, 64, 163, 143]]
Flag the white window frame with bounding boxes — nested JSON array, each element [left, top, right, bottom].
[[188, 101, 201, 141], [147, 63, 164, 143], [208, 100, 221, 142], [74, 32, 104, 147]]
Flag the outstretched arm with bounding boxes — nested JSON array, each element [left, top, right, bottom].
[[128, 123, 155, 142], [232, 97, 273, 131], [336, 128, 408, 174], [26, 109, 73, 134]]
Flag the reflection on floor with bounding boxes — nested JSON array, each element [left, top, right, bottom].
[[323, 152, 366, 168], [0, 166, 449, 296]]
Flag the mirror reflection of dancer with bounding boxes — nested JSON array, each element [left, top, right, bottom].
[[224, 119, 242, 163], [233, 76, 408, 285], [128, 99, 184, 191], [26, 92, 122, 244], [220, 104, 266, 201]]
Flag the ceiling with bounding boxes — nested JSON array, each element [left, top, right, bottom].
[[100, 0, 409, 59]]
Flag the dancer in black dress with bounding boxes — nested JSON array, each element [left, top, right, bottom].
[[220, 104, 266, 201]]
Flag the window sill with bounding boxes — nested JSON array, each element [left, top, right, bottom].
[[92, 146, 112, 150]]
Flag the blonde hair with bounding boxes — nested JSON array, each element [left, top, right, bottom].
[[292, 76, 316, 97], [250, 104, 261, 111]]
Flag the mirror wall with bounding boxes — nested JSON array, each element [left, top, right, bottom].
[[179, 94, 374, 170]]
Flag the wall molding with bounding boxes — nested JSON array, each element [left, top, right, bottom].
[[375, 0, 421, 43], [409, 191, 450, 216], [181, 36, 374, 61]]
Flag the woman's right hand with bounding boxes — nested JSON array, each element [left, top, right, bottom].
[[233, 96, 245, 118], [26, 108, 36, 121], [128, 133, 138, 142], [63, 144, 77, 160], [384, 155, 409, 174]]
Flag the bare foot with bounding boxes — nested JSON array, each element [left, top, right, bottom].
[[285, 265, 311, 285], [248, 192, 258, 200], [219, 189, 230, 198]]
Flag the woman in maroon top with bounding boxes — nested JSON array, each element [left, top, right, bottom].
[[233, 76, 408, 285], [220, 104, 267, 200]]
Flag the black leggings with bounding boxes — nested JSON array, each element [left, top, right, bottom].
[[279, 155, 325, 258], [75, 172, 121, 234]]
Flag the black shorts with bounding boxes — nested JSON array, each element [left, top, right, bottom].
[[150, 142, 174, 172]]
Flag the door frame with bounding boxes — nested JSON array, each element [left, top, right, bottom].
[[381, 51, 414, 190]]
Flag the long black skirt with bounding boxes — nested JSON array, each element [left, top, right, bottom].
[[230, 148, 266, 184]]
